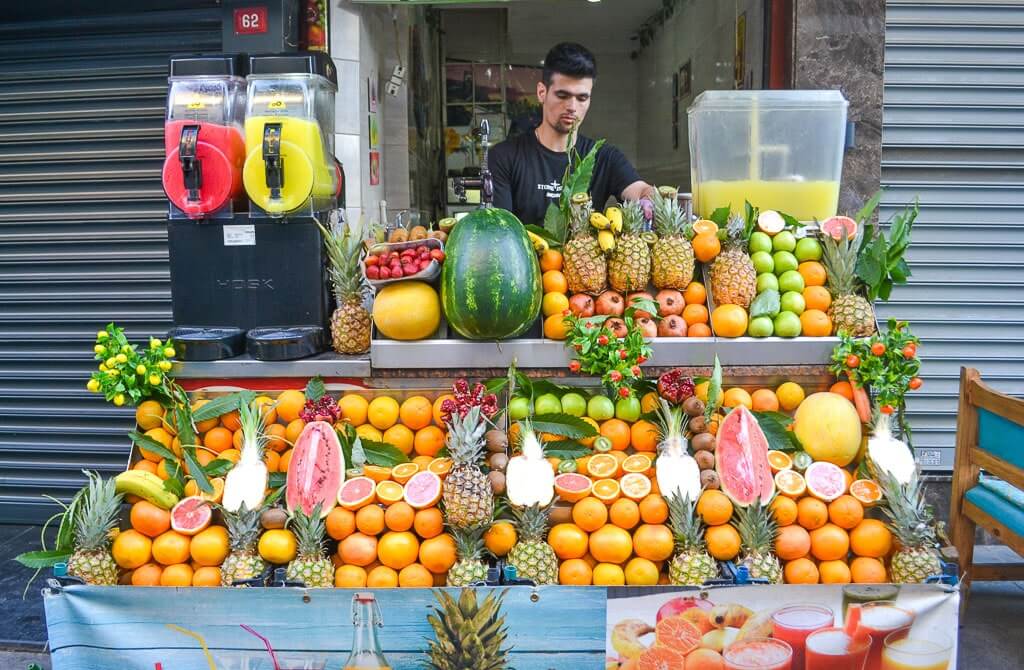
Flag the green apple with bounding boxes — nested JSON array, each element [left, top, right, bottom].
[[756, 273, 780, 293], [560, 392, 587, 417], [508, 396, 531, 420], [772, 230, 797, 253], [749, 231, 773, 254], [750, 251, 775, 275], [615, 396, 642, 422], [535, 393, 562, 416], [778, 270, 806, 294], [748, 316, 774, 338], [773, 251, 799, 274], [780, 291, 806, 315], [795, 237, 823, 262], [587, 395, 615, 421], [774, 311, 802, 338]]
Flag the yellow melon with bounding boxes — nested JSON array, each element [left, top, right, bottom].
[[792, 392, 862, 467], [372, 281, 441, 340]]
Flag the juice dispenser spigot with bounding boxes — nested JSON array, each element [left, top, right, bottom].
[[178, 125, 202, 201], [261, 123, 284, 199]]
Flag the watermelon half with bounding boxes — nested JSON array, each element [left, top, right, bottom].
[[286, 421, 344, 518], [715, 406, 775, 506]]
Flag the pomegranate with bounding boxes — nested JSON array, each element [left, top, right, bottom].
[[636, 316, 658, 338], [595, 290, 624, 316], [657, 368, 696, 404], [568, 293, 595, 317], [605, 317, 628, 338], [655, 289, 685, 317], [626, 292, 656, 319], [658, 314, 687, 337]]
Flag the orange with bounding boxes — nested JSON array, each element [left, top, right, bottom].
[[809, 523, 850, 561], [775, 525, 811, 561], [572, 497, 609, 532], [399, 396, 433, 430], [850, 479, 883, 506], [632, 524, 673, 561], [216, 448, 240, 464], [203, 426, 233, 454], [428, 457, 453, 478], [190, 526, 229, 566], [803, 286, 832, 312], [829, 380, 855, 401], [624, 557, 660, 586], [377, 531, 419, 570], [338, 394, 369, 427], [850, 556, 888, 583], [751, 389, 781, 412], [819, 559, 852, 584], [637, 647, 688, 670], [432, 394, 454, 426], [692, 232, 721, 263], [265, 423, 288, 452], [640, 391, 660, 414], [185, 449, 215, 476], [192, 566, 221, 587], [285, 419, 306, 446], [274, 389, 306, 423], [576, 416, 599, 448], [335, 564, 368, 587], [800, 309, 833, 337], [356, 504, 386, 535], [630, 420, 659, 452], [589, 524, 633, 564], [113, 529, 152, 569], [539, 249, 564, 272], [383, 424, 415, 455], [609, 498, 640, 530], [413, 507, 444, 539], [798, 261, 827, 287], [767, 449, 793, 472], [559, 558, 593, 585], [775, 470, 807, 498], [828, 495, 865, 530], [484, 521, 517, 557], [258, 529, 297, 564], [232, 428, 244, 450], [849, 519, 893, 558], [705, 524, 741, 560], [398, 563, 433, 587], [152, 530, 191, 566], [711, 304, 748, 338], [138, 427, 173, 462], [130, 501, 171, 538], [263, 450, 281, 472], [599, 419, 631, 452], [555, 474, 592, 502], [696, 489, 734, 526], [592, 562, 626, 586], [692, 219, 719, 236], [722, 388, 753, 409], [543, 313, 569, 340], [622, 455, 654, 476], [784, 557, 820, 584], [776, 382, 806, 411], [191, 400, 220, 434], [638, 494, 669, 525], [390, 462, 420, 485], [376, 480, 405, 506], [411, 425, 446, 458], [682, 303, 709, 326], [155, 459, 172, 481], [130, 563, 161, 586], [419, 533, 457, 573], [367, 396, 400, 430], [220, 410, 241, 431], [326, 507, 356, 541], [586, 453, 619, 479], [683, 281, 707, 306], [542, 270, 568, 294], [620, 472, 652, 501], [384, 501, 415, 532], [135, 400, 165, 431], [253, 395, 277, 426], [412, 455, 434, 471], [543, 292, 570, 317], [592, 478, 621, 503], [688, 323, 712, 338], [770, 496, 799, 526], [655, 615, 702, 655], [160, 563, 194, 587], [362, 464, 392, 483], [548, 523, 589, 560], [797, 497, 829, 530], [366, 565, 399, 588], [183, 477, 224, 505], [133, 460, 158, 475], [339, 533, 378, 566]]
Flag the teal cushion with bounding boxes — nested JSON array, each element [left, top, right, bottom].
[[979, 476, 1024, 508], [965, 485, 1024, 540], [977, 408, 1024, 470]]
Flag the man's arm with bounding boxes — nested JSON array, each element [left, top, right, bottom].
[[622, 180, 655, 202], [489, 143, 514, 210]]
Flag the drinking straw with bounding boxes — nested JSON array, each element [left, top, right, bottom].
[[166, 623, 216, 670], [241, 624, 281, 670]]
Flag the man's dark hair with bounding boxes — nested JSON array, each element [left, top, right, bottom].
[[542, 42, 596, 86]]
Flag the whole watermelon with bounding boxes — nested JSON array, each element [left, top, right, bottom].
[[441, 207, 542, 339]]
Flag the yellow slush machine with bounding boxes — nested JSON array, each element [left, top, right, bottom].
[[243, 52, 340, 216]]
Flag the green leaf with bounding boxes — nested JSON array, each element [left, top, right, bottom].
[[351, 436, 367, 468], [855, 189, 883, 227], [529, 413, 598, 439], [530, 379, 571, 398], [779, 211, 802, 230], [564, 139, 605, 201], [709, 206, 731, 227], [162, 473, 185, 498], [191, 393, 245, 422], [542, 440, 589, 460], [182, 447, 213, 495], [360, 439, 411, 467], [128, 431, 177, 461], [753, 410, 794, 427], [56, 488, 84, 553], [14, 549, 71, 569], [543, 203, 568, 244], [750, 289, 780, 319], [525, 224, 561, 247], [753, 412, 801, 453], [704, 356, 723, 421], [202, 459, 234, 477], [305, 376, 326, 402], [268, 473, 287, 489], [173, 405, 196, 455]]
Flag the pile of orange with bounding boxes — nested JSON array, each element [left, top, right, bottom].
[[116, 504, 227, 587]]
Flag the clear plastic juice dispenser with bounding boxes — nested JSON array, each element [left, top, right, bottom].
[[243, 52, 339, 216], [162, 55, 246, 219], [688, 90, 849, 222]]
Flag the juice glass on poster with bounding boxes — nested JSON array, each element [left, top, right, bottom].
[[881, 629, 952, 670], [857, 602, 916, 670], [724, 638, 794, 670], [805, 627, 871, 670], [771, 604, 834, 669]]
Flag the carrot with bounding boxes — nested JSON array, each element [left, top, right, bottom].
[[848, 371, 871, 423]]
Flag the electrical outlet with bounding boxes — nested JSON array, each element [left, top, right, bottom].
[[392, 65, 406, 80], [385, 81, 400, 97]]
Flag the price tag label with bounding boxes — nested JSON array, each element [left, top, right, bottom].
[[233, 7, 268, 35], [915, 449, 942, 467], [223, 225, 256, 247]]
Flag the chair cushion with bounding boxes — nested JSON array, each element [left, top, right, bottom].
[[978, 408, 1024, 470], [965, 485, 1024, 542], [980, 476, 1024, 508]]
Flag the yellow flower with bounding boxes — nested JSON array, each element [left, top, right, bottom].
[[150, 338, 162, 349]]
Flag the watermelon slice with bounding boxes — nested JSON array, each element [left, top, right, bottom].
[[715, 406, 774, 506], [821, 215, 857, 240], [805, 462, 847, 502], [170, 496, 212, 536], [286, 420, 345, 518]]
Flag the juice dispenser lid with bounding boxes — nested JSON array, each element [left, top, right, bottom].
[[247, 52, 337, 88], [688, 89, 848, 112], [169, 54, 246, 78]]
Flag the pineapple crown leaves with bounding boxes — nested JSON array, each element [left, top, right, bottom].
[[620, 200, 647, 235], [511, 502, 552, 541], [655, 398, 686, 445], [74, 470, 123, 551], [222, 502, 264, 551], [445, 405, 490, 467], [425, 588, 512, 670], [651, 186, 689, 238], [288, 504, 327, 558], [666, 491, 705, 552], [711, 201, 758, 248], [451, 523, 490, 562], [317, 218, 370, 304], [732, 497, 778, 553], [877, 468, 938, 548]]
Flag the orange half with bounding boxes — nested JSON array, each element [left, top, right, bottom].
[[849, 479, 882, 506], [692, 219, 719, 236], [592, 478, 621, 503], [362, 464, 393, 483], [767, 450, 793, 473], [620, 473, 652, 501], [375, 480, 405, 505], [587, 453, 619, 479], [775, 469, 807, 498], [391, 462, 420, 484], [427, 457, 453, 478], [621, 453, 653, 476]]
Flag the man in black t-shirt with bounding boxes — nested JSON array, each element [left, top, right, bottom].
[[490, 43, 652, 226]]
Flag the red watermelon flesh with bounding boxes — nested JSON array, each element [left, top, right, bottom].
[[715, 406, 775, 506], [286, 420, 344, 518]]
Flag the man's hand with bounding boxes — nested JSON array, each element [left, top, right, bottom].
[[622, 180, 655, 202]]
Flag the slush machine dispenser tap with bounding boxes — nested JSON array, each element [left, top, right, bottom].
[[262, 123, 284, 200], [178, 125, 202, 202]]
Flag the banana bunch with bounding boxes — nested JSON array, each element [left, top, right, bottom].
[[526, 230, 549, 253], [591, 206, 623, 254], [115, 469, 179, 509]]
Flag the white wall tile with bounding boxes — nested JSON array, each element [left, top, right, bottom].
[[334, 58, 361, 135], [335, 132, 362, 209], [330, 2, 361, 62]]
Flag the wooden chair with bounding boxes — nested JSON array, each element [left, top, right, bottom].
[[950, 367, 1024, 608]]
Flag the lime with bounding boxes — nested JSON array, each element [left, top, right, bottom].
[[561, 392, 587, 417], [756, 273, 780, 293], [773, 251, 799, 274], [749, 231, 773, 254], [508, 396, 531, 420], [780, 291, 806, 315], [772, 230, 797, 252], [795, 237, 823, 262], [748, 316, 774, 338], [751, 251, 775, 274], [778, 270, 806, 294], [615, 396, 642, 422], [535, 393, 562, 416], [587, 395, 615, 421], [774, 312, 802, 338]]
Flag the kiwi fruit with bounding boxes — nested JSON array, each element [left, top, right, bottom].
[[683, 396, 705, 417], [488, 452, 509, 472], [691, 432, 716, 452], [700, 469, 720, 490], [485, 429, 508, 453], [260, 507, 288, 530], [488, 470, 506, 495], [695, 450, 715, 470], [688, 415, 708, 434]]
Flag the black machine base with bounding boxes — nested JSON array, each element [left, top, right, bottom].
[[166, 327, 246, 361], [246, 327, 326, 361]]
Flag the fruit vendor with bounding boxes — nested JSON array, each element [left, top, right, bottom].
[[490, 42, 653, 225]]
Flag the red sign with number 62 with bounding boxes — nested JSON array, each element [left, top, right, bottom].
[[234, 7, 268, 34]]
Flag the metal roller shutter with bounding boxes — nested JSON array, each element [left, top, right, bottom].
[[0, 3, 221, 522], [882, 0, 1024, 470]]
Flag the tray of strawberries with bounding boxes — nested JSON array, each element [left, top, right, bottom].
[[363, 238, 446, 287]]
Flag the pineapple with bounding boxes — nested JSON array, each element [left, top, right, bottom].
[[66, 471, 122, 585], [562, 193, 607, 295], [442, 406, 494, 528], [319, 217, 371, 354], [285, 506, 333, 588], [507, 504, 558, 585], [667, 491, 719, 586], [608, 200, 652, 293], [709, 212, 757, 308], [221, 504, 267, 586], [651, 186, 695, 290], [447, 524, 490, 586], [425, 588, 511, 670], [878, 470, 942, 583], [821, 226, 876, 337], [733, 499, 782, 584]]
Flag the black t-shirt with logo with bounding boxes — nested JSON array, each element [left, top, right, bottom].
[[489, 131, 641, 226]]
